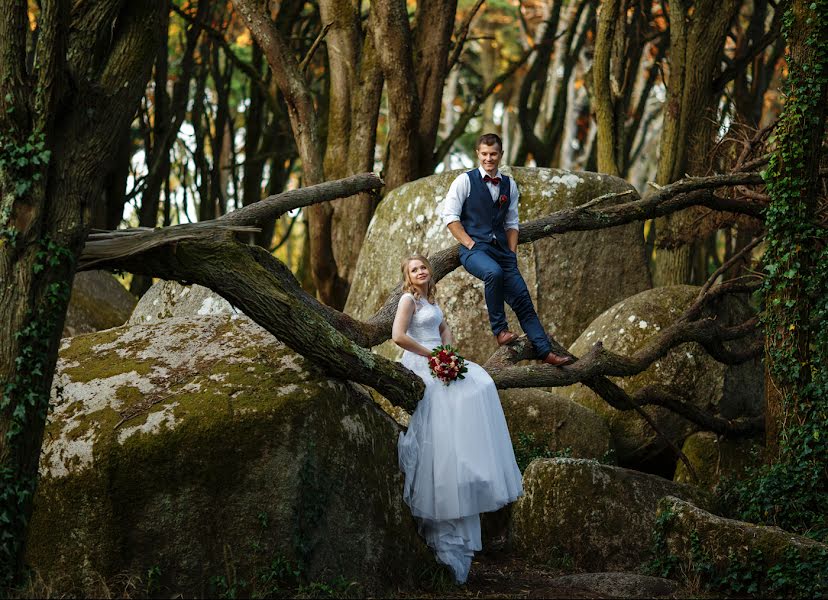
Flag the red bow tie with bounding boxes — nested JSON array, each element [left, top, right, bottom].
[[483, 174, 501, 185]]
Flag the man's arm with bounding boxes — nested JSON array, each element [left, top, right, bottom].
[[506, 228, 518, 253], [505, 177, 520, 252], [442, 173, 475, 249]]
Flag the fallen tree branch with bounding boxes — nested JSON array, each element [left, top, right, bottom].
[[78, 170, 767, 441], [79, 173, 384, 270], [84, 239, 425, 411]]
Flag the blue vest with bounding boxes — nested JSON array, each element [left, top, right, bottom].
[[460, 169, 511, 246]]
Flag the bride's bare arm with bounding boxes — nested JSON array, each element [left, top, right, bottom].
[[439, 320, 455, 346], [392, 296, 433, 357]]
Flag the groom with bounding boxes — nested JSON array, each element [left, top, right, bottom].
[[442, 133, 573, 366]]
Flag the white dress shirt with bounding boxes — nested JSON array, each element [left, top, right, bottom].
[[441, 166, 520, 232]]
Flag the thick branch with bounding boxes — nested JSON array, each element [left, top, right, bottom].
[[83, 171, 767, 439], [86, 240, 425, 411], [79, 173, 383, 269], [485, 315, 761, 388]]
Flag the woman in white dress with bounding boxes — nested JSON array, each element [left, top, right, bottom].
[[392, 254, 523, 584]]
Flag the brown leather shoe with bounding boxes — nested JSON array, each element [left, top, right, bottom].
[[495, 330, 518, 346], [542, 351, 574, 366]]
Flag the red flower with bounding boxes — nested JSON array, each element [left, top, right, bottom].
[[428, 344, 468, 385], [498, 194, 508, 207]]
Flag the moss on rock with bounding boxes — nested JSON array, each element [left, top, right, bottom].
[[673, 431, 762, 490], [63, 270, 136, 338], [29, 316, 429, 596], [656, 496, 828, 595], [559, 285, 763, 469], [510, 458, 711, 572], [346, 168, 651, 363], [499, 388, 611, 461]]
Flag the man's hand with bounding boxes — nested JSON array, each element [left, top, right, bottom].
[[447, 221, 475, 250]]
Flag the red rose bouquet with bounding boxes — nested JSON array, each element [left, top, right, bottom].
[[427, 345, 468, 385]]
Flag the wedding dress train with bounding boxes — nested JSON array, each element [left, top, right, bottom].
[[397, 294, 523, 584]]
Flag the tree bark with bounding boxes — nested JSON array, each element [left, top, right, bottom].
[[762, 0, 828, 457], [371, 0, 421, 191], [0, 0, 165, 586], [652, 0, 741, 286], [593, 0, 623, 176]]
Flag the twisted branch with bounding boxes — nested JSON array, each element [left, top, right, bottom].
[[78, 170, 767, 437]]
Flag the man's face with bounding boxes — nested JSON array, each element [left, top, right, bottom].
[[476, 143, 502, 174]]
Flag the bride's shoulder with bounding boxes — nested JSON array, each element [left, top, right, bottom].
[[398, 292, 418, 306]]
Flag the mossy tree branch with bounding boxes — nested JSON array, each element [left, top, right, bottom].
[[85, 239, 425, 411], [81, 170, 767, 441]]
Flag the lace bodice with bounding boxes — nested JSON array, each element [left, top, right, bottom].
[[402, 293, 443, 349]]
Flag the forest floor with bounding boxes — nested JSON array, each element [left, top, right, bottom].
[[393, 548, 603, 599]]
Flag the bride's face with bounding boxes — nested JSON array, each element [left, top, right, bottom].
[[408, 260, 431, 286]]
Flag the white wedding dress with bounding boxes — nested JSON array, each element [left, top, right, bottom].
[[397, 293, 523, 584]]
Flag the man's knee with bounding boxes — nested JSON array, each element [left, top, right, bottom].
[[509, 287, 533, 310], [483, 268, 504, 286]]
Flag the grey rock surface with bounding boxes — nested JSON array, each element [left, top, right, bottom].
[[500, 388, 612, 462], [346, 168, 651, 364], [129, 280, 239, 324], [545, 572, 680, 598], [560, 285, 763, 466]]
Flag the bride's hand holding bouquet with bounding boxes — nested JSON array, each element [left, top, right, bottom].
[[428, 345, 468, 385]]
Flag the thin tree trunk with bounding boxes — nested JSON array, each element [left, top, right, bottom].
[[652, 0, 741, 286]]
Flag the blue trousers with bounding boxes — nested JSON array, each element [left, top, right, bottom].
[[458, 241, 551, 358]]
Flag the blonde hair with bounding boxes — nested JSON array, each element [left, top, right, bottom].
[[401, 254, 436, 304]]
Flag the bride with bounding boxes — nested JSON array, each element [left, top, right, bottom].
[[392, 254, 523, 584]]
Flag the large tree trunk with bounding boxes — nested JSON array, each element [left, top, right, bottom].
[[592, 0, 623, 176], [762, 0, 828, 457], [0, 0, 165, 586]]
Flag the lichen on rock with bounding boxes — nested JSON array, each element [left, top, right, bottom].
[[29, 315, 429, 595], [560, 285, 763, 470], [129, 280, 240, 324]]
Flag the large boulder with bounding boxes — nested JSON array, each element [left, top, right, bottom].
[[560, 285, 763, 470], [63, 270, 136, 337], [499, 388, 612, 465], [510, 458, 711, 572], [129, 280, 239, 324], [656, 497, 828, 596], [673, 431, 761, 489], [346, 168, 651, 364], [29, 315, 429, 596]]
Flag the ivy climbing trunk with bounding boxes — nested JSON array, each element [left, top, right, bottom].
[[761, 0, 828, 458], [0, 0, 165, 588]]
